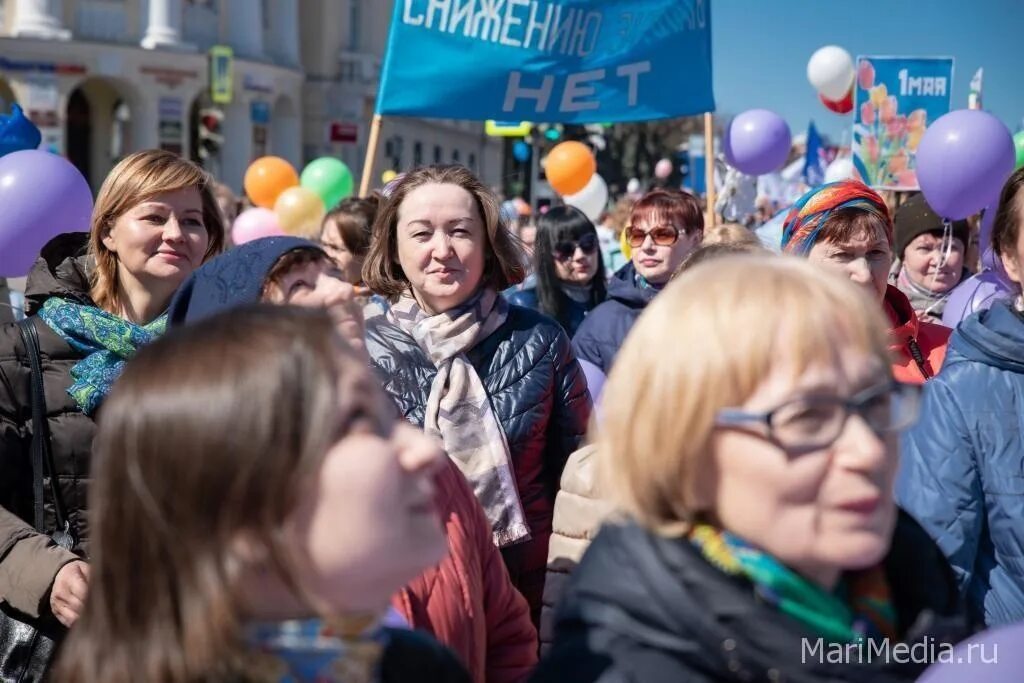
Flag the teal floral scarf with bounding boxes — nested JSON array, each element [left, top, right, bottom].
[[689, 523, 897, 643], [36, 298, 167, 415]]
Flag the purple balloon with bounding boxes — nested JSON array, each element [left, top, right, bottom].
[[918, 622, 1024, 683], [941, 269, 1015, 327], [917, 110, 1015, 221], [724, 109, 792, 176], [0, 150, 92, 277]]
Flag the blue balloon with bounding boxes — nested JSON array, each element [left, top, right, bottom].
[[513, 141, 531, 163], [0, 104, 42, 158]]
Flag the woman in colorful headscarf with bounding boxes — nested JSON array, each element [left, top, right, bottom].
[[781, 180, 950, 384]]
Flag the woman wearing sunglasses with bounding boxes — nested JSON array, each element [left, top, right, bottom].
[[507, 206, 607, 337], [535, 256, 972, 683], [571, 189, 703, 395]]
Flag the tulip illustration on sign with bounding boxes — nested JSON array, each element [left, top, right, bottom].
[[851, 57, 951, 190]]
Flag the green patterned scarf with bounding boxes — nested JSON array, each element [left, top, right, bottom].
[[689, 523, 897, 643], [36, 298, 167, 415]]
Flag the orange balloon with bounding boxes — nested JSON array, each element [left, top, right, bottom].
[[244, 156, 299, 208], [545, 141, 596, 196]]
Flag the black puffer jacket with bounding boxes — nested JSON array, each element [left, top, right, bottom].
[[533, 512, 976, 683], [366, 303, 592, 621], [0, 234, 94, 617]]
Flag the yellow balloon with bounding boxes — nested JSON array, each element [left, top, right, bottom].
[[274, 187, 326, 238], [619, 227, 632, 260], [381, 170, 398, 184]]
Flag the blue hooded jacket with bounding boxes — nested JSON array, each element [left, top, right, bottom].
[[570, 263, 658, 375], [897, 299, 1024, 626]]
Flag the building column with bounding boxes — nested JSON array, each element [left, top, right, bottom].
[[226, 0, 263, 60], [11, 0, 71, 40], [275, 0, 300, 67], [141, 0, 191, 51]]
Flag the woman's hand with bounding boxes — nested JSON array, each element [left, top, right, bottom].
[[50, 560, 89, 627]]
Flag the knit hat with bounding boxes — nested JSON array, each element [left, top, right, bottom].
[[781, 180, 892, 256], [893, 193, 970, 260], [168, 236, 322, 327]]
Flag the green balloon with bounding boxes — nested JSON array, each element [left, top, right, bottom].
[[300, 157, 354, 209], [1015, 131, 1024, 170]]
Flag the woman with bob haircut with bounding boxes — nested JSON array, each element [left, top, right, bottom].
[[535, 256, 973, 683], [571, 188, 703, 401], [0, 150, 224, 654], [782, 180, 950, 384], [53, 305, 470, 683], [898, 166, 1024, 626], [363, 165, 591, 627], [506, 205, 607, 338], [320, 195, 379, 292]]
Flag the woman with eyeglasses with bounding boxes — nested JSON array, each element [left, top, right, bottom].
[[506, 206, 607, 338], [534, 256, 973, 683], [897, 167, 1024, 627], [571, 189, 703, 395], [782, 180, 951, 385]]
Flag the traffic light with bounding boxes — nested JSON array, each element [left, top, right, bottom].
[[197, 108, 224, 160]]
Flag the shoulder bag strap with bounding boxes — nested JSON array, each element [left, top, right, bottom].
[[17, 319, 74, 549]]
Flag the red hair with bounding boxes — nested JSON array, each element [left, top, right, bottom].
[[629, 189, 704, 236]]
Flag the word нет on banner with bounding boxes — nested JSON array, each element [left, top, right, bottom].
[[852, 56, 954, 191], [376, 0, 715, 123]]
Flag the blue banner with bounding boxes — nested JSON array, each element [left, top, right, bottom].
[[377, 0, 714, 123], [852, 56, 954, 190]]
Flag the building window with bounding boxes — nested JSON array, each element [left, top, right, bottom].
[[433, 145, 442, 164], [452, 149, 460, 164], [348, 0, 361, 51], [468, 153, 476, 171], [413, 141, 423, 167]]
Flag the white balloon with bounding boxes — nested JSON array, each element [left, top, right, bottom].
[[807, 46, 855, 100], [564, 174, 609, 223], [824, 156, 856, 183], [626, 177, 641, 194]]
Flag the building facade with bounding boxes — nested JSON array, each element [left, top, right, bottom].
[[298, 0, 502, 191], [0, 0, 501, 194]]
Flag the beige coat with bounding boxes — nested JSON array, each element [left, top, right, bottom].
[[539, 444, 613, 652]]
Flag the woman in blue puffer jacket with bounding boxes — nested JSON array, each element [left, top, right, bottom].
[[897, 166, 1024, 626]]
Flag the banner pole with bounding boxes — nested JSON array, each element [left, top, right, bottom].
[[359, 114, 384, 197], [704, 112, 716, 229]]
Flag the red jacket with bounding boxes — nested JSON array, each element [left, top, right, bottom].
[[392, 459, 538, 683], [884, 285, 951, 384]]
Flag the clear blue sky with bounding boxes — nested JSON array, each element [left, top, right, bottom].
[[711, 0, 1023, 143]]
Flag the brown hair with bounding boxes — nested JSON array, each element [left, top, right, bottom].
[[89, 150, 225, 313], [260, 247, 332, 299], [322, 195, 380, 258], [817, 208, 893, 252], [992, 166, 1024, 262], [362, 165, 525, 300], [629, 189, 704, 237], [53, 305, 379, 683]]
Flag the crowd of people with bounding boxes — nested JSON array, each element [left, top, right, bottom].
[[0, 145, 1022, 682]]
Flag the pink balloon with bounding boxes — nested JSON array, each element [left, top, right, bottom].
[[654, 158, 673, 179], [232, 208, 284, 245]]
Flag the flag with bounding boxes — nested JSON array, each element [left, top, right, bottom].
[[376, 0, 715, 123], [803, 122, 825, 187], [968, 68, 983, 110]]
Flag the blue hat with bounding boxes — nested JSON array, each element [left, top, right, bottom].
[[168, 236, 322, 327]]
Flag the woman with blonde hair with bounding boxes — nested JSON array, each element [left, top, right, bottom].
[[535, 256, 972, 682], [0, 150, 224, 675]]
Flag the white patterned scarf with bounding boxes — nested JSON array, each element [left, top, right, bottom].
[[387, 289, 530, 547]]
